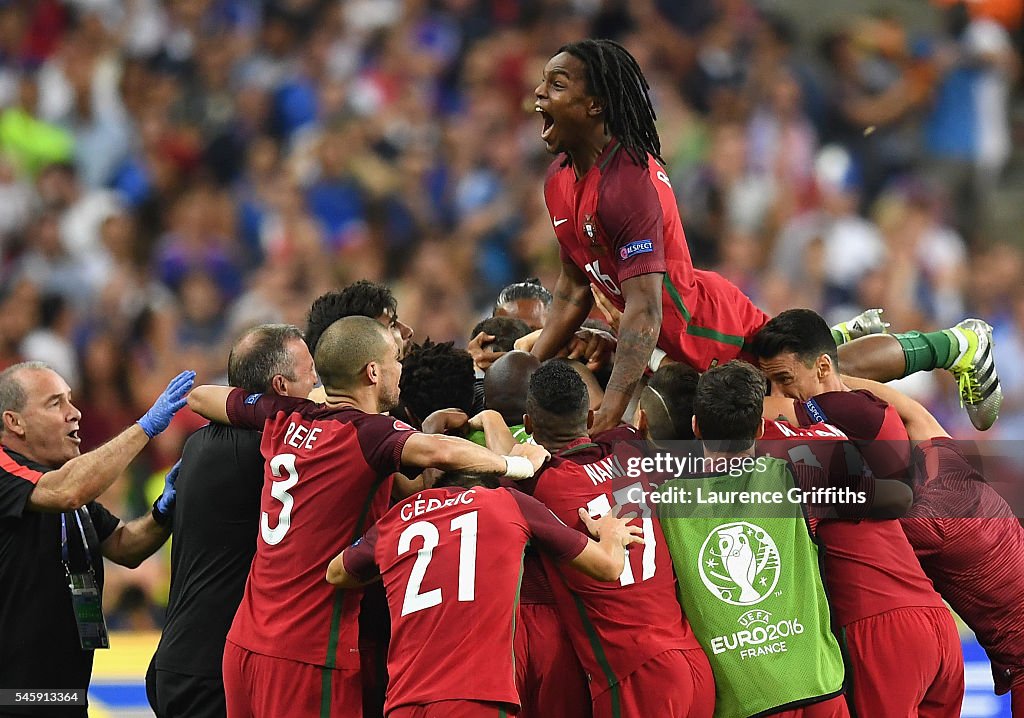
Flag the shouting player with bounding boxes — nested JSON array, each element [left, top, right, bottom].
[[326, 470, 641, 718], [531, 38, 1001, 433], [186, 316, 550, 718]]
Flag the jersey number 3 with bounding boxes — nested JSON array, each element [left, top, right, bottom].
[[262, 453, 299, 546], [398, 512, 478, 616]]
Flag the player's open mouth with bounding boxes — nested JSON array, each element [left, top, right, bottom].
[[536, 107, 554, 140], [67, 429, 80, 445]]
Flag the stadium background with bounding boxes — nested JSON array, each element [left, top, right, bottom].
[[1, 0, 1020, 714]]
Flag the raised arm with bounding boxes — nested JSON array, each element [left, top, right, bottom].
[[589, 273, 662, 435], [531, 262, 593, 361], [186, 385, 234, 425], [29, 371, 194, 512]]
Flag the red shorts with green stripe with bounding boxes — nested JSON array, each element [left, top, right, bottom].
[[223, 640, 361, 718], [388, 700, 516, 717], [660, 270, 769, 372], [591, 648, 715, 718]]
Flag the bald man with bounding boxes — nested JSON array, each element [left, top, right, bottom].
[[148, 324, 317, 718], [187, 316, 550, 718]]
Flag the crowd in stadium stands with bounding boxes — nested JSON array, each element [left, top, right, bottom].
[[0, 0, 1021, 628]]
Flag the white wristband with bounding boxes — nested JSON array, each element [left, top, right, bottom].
[[503, 455, 535, 480], [648, 348, 668, 373]]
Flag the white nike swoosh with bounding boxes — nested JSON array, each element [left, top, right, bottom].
[[553, 218, 569, 227]]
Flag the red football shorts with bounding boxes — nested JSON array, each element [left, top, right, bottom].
[[388, 700, 515, 717], [844, 606, 964, 717], [667, 270, 770, 371], [1011, 672, 1024, 717], [514, 603, 590, 718], [772, 695, 850, 717], [223, 640, 362, 718], [591, 648, 714, 718]]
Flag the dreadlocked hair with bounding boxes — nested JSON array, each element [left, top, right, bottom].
[[558, 39, 663, 167]]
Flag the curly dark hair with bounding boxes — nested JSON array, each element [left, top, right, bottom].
[[305, 281, 398, 353], [397, 339, 475, 427]]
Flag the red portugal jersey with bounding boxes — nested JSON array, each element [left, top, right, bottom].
[[342, 486, 587, 712], [903, 438, 1024, 692], [544, 139, 768, 370], [524, 429, 703, 698], [778, 396, 946, 625], [223, 389, 416, 669]]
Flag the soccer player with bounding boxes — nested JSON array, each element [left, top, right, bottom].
[[303, 281, 414, 718], [531, 38, 1000, 433], [186, 316, 551, 718], [754, 309, 1024, 714], [326, 470, 642, 718], [519, 360, 714, 718], [659, 361, 914, 718]]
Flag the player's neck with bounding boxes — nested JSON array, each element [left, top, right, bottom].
[[568, 132, 613, 178], [535, 432, 588, 454], [323, 390, 377, 414]]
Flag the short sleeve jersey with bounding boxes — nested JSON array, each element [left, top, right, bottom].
[[223, 389, 416, 669], [524, 429, 703, 697], [544, 141, 767, 367], [779, 398, 946, 625], [0, 447, 120, 716], [342, 486, 587, 712]]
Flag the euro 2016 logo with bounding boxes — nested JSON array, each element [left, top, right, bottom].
[[698, 522, 781, 606]]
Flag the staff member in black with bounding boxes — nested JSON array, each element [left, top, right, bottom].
[[0, 361, 193, 717], [146, 324, 318, 718]]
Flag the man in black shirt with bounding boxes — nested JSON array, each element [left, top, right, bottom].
[[147, 324, 317, 718], [0, 362, 193, 717]]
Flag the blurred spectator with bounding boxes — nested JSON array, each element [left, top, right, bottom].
[[926, 0, 1019, 238]]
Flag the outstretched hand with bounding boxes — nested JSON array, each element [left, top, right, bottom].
[[138, 371, 195, 438]]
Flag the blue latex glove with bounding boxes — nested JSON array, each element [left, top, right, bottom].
[[138, 370, 195, 438], [153, 460, 181, 524]]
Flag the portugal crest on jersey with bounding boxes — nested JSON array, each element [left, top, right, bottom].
[[583, 214, 596, 241]]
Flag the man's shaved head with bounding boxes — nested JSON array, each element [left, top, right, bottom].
[[314, 316, 396, 394], [484, 351, 541, 426]]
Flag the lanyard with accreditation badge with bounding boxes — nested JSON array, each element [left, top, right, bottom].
[[60, 508, 110, 650]]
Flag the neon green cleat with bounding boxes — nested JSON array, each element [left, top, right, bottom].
[[832, 308, 890, 343], [949, 319, 1002, 431]]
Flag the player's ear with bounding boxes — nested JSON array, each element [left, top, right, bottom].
[[586, 408, 594, 429], [587, 96, 604, 117], [366, 361, 380, 386], [523, 414, 534, 435], [691, 415, 702, 439], [271, 373, 288, 397], [816, 354, 832, 380], [755, 419, 765, 440]]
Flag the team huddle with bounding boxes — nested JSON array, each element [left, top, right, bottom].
[[156, 38, 1022, 718], [1, 36, 1019, 718]]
